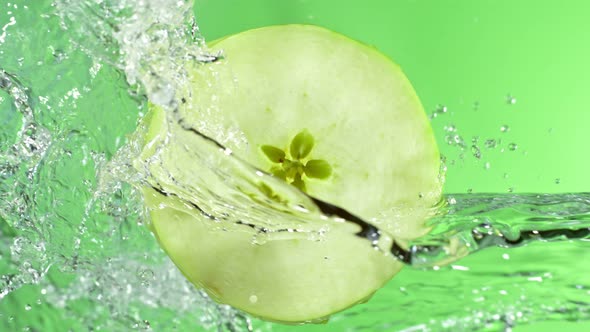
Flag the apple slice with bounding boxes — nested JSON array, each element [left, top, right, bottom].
[[137, 25, 442, 323]]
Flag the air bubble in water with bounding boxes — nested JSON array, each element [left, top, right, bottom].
[[500, 125, 510, 133], [555, 178, 561, 184], [508, 143, 518, 151], [137, 268, 155, 287]]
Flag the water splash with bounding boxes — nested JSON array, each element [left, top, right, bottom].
[[1, 0, 589, 331], [1, 1, 255, 330], [409, 193, 590, 268]]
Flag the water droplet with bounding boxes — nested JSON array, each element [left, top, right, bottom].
[[436, 105, 448, 113], [471, 145, 481, 159], [430, 104, 448, 119], [508, 143, 518, 151], [448, 197, 457, 205], [445, 135, 454, 145], [484, 162, 491, 170], [555, 178, 561, 184], [249, 295, 258, 303], [25, 304, 31, 311], [444, 124, 456, 132], [500, 125, 510, 133], [508, 187, 514, 193], [506, 94, 517, 104], [485, 139, 497, 149]]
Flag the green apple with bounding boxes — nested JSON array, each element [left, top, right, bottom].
[[136, 25, 442, 323]]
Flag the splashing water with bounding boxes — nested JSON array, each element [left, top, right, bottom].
[[1, 1, 589, 331]]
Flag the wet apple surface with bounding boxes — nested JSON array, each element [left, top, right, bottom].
[[139, 25, 442, 323]]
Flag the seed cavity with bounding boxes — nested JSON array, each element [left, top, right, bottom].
[[260, 129, 332, 192]]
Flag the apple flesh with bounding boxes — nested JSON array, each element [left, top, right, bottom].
[[138, 25, 441, 323]]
